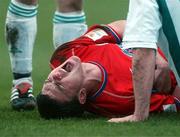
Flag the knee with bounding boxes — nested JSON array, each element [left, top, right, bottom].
[[16, 0, 38, 5], [57, 0, 83, 12]]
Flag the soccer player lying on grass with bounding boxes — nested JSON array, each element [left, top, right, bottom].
[[37, 20, 180, 120]]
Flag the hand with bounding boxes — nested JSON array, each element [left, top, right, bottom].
[[154, 66, 171, 93], [154, 51, 171, 93], [108, 114, 146, 123]]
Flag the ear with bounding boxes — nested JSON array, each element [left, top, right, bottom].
[[78, 88, 87, 104]]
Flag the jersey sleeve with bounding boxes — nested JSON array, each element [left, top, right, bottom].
[[83, 24, 122, 44]]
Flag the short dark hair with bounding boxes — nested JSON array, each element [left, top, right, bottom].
[[36, 93, 84, 119]]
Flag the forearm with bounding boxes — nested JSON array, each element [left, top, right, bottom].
[[132, 48, 156, 120]]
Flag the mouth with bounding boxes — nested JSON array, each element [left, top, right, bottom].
[[60, 56, 81, 73], [62, 61, 73, 72]]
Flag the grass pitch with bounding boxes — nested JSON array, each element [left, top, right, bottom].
[[0, 0, 180, 137]]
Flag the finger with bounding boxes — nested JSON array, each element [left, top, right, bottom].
[[108, 118, 124, 123]]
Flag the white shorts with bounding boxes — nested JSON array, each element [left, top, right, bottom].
[[122, 0, 180, 85]]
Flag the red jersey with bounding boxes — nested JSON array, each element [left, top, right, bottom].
[[50, 24, 179, 117]]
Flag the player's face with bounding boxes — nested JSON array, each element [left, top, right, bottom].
[[42, 56, 85, 103]]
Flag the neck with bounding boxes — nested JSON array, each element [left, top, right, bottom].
[[82, 62, 102, 96]]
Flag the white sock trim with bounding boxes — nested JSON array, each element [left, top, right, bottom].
[[53, 10, 86, 23]]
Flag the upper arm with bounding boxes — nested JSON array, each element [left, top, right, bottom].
[[108, 20, 126, 37]]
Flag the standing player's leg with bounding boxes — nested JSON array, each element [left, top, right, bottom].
[[5, 0, 38, 110], [53, 0, 88, 49]]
